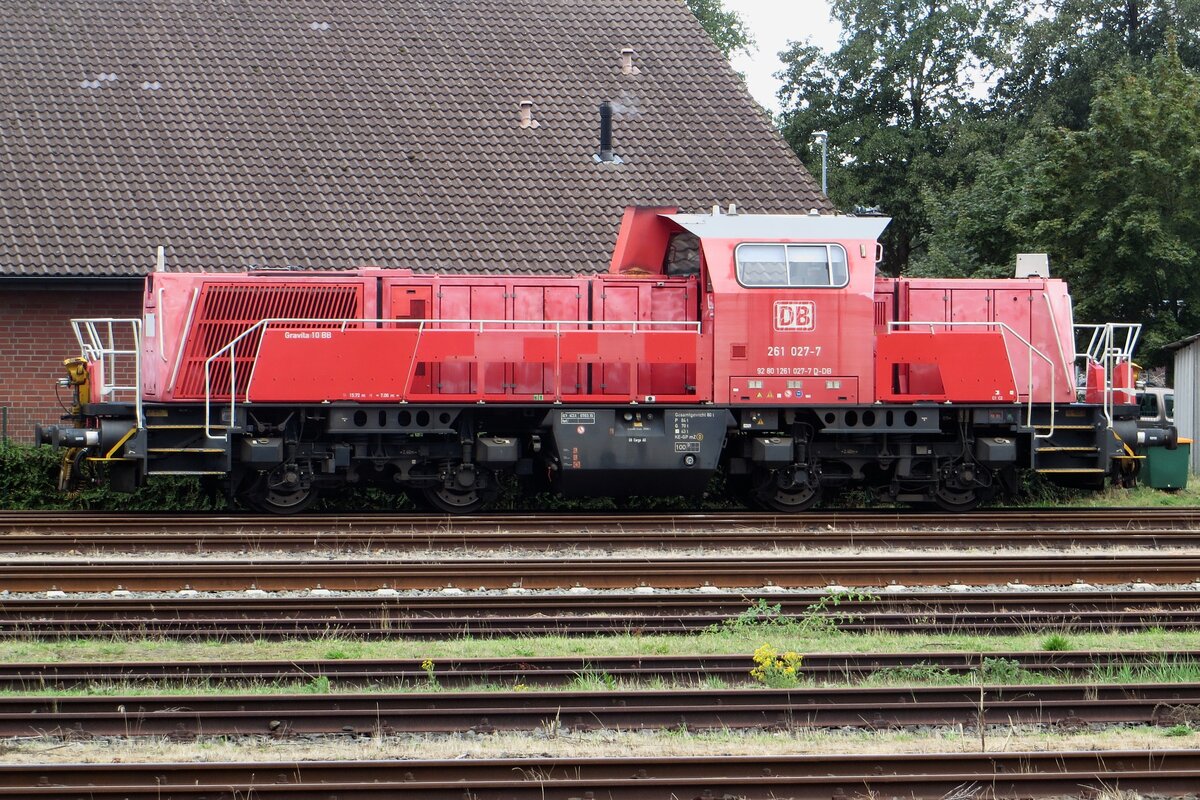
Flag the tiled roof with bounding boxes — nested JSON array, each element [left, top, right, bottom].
[[0, 0, 830, 276]]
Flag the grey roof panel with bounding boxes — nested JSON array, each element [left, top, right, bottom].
[[667, 213, 891, 241]]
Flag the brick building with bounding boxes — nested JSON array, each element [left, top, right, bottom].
[[0, 0, 827, 442]]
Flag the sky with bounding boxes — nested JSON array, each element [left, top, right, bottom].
[[723, 0, 842, 114]]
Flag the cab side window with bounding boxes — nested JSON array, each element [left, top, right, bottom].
[[736, 243, 848, 288]]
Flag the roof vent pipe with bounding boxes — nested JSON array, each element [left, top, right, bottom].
[[599, 101, 613, 159], [519, 99, 538, 128], [595, 101, 622, 163], [620, 47, 636, 75]]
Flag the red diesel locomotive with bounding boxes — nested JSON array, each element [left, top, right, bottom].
[[37, 206, 1175, 513]]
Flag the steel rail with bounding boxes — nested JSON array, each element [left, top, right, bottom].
[[5, 525, 1200, 553], [2, 509, 1196, 555], [3, 553, 1199, 591], [2, 751, 1198, 798], [0, 591, 1197, 638], [1, 508, 1197, 530], [8, 683, 1200, 737], [3, 650, 1197, 690]]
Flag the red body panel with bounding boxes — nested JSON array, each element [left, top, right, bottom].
[[874, 277, 1077, 404], [139, 209, 1084, 412]]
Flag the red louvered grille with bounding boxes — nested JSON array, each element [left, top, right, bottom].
[[174, 283, 363, 399], [874, 299, 890, 333]]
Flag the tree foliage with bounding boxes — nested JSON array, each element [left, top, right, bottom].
[[685, 0, 754, 59], [776, 0, 1020, 276], [995, 0, 1200, 127], [1015, 45, 1200, 354], [775, 0, 1200, 359]]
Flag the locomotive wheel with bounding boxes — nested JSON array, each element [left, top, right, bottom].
[[752, 467, 821, 513], [422, 467, 499, 514], [931, 484, 982, 512], [243, 474, 319, 515], [422, 484, 496, 514]]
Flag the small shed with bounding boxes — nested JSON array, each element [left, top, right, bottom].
[[1165, 332, 1200, 473]]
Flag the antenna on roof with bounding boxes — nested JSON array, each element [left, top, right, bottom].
[[155, 245, 166, 272]]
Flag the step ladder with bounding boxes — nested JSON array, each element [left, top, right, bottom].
[[143, 420, 233, 477]]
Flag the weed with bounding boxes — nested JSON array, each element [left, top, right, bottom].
[[323, 648, 350, 660], [750, 643, 804, 688], [1042, 634, 1071, 651], [870, 663, 958, 684], [730, 599, 793, 630], [570, 671, 618, 692], [304, 675, 331, 694], [980, 657, 1031, 684], [1163, 724, 1193, 737], [420, 659, 439, 690], [708, 591, 879, 638]]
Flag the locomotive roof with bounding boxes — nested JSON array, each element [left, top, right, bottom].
[[667, 213, 891, 241]]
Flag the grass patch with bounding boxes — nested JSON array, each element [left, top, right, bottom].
[[5, 653, 1200, 698], [1042, 633, 1072, 651], [3, 630, 1200, 665]]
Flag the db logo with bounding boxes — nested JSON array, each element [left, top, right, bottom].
[[774, 301, 815, 331]]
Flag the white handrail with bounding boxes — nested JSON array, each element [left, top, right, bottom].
[[70, 317, 143, 429], [1072, 323, 1141, 429], [888, 319, 1057, 438], [202, 316, 704, 439]]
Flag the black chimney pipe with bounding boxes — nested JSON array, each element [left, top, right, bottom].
[[598, 101, 614, 162]]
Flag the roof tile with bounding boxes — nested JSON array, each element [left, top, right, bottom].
[[1, 0, 829, 276]]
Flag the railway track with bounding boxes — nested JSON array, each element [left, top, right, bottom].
[[2, 508, 1198, 553], [10, 683, 1200, 737], [0, 591, 1197, 638], [3, 650, 1195, 690], [2, 552, 1198, 591], [3, 751, 1197, 799]]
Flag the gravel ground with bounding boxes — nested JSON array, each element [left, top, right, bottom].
[[2, 724, 1197, 764], [1, 581, 1198, 601]]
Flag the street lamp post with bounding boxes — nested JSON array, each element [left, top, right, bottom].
[[811, 130, 828, 197]]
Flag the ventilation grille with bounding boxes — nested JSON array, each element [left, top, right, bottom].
[[175, 283, 363, 399], [874, 299, 890, 333], [730, 343, 748, 360]]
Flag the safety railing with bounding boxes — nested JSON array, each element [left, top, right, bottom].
[[888, 320, 1057, 438], [203, 317, 703, 440], [1074, 323, 1141, 429], [71, 318, 144, 429]]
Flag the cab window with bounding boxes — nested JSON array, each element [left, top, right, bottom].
[[735, 244, 848, 288]]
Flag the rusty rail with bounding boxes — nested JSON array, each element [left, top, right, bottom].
[[3, 751, 1198, 798], [0, 591, 1197, 638], [3, 650, 1197, 690], [8, 683, 1200, 737], [2, 553, 1198, 591]]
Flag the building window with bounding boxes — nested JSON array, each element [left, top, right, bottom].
[[735, 244, 848, 288]]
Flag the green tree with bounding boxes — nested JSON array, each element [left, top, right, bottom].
[[995, 0, 1200, 128], [775, 0, 1021, 275], [685, 0, 754, 59], [1012, 43, 1200, 358]]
